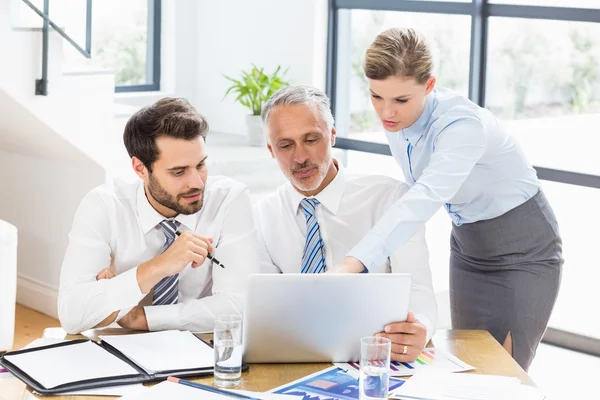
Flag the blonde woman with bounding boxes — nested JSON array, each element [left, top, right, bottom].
[[333, 27, 563, 371]]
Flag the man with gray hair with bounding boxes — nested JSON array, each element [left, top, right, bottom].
[[254, 84, 437, 362]]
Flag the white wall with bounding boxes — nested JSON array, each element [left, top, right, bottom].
[[115, 0, 329, 138], [0, 0, 115, 317], [194, 0, 328, 136], [0, 150, 104, 318], [171, 0, 200, 106]]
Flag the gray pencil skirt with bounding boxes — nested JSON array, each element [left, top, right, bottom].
[[449, 190, 563, 371]]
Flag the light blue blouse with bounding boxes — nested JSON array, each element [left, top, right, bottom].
[[348, 87, 540, 271]]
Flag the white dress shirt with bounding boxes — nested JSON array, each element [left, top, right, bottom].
[[255, 163, 437, 340], [58, 176, 259, 334], [349, 87, 541, 270]]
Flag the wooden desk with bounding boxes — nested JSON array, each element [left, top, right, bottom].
[[0, 329, 534, 399]]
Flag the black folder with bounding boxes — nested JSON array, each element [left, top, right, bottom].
[[0, 335, 214, 395]]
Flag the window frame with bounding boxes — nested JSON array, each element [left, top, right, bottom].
[[326, 0, 600, 354], [114, 0, 162, 93]]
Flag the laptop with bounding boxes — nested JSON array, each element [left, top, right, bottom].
[[243, 273, 412, 363]]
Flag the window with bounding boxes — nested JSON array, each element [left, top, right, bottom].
[[405, 0, 471, 2], [541, 181, 600, 340], [328, 0, 600, 353], [486, 17, 600, 175], [58, 0, 162, 92], [334, 9, 471, 143], [490, 0, 600, 8], [95, 0, 160, 91]]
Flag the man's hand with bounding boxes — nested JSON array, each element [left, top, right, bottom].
[[375, 312, 427, 362], [327, 256, 366, 273], [156, 231, 213, 275], [94, 269, 149, 330], [117, 306, 148, 331], [96, 268, 116, 280], [137, 231, 213, 293], [93, 268, 118, 328]]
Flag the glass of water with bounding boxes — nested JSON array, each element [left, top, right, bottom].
[[213, 315, 243, 387], [359, 336, 391, 400]]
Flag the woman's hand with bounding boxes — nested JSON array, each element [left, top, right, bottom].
[[327, 256, 367, 273]]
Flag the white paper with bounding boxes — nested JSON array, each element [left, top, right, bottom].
[[1, 338, 66, 379], [99, 330, 213, 373], [118, 380, 234, 400], [516, 385, 546, 400], [336, 348, 474, 377], [390, 370, 521, 400], [49, 383, 146, 397], [22, 337, 66, 350], [3, 340, 139, 389], [229, 389, 300, 399], [118, 381, 298, 400]]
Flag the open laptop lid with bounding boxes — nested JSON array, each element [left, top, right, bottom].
[[243, 273, 411, 363]]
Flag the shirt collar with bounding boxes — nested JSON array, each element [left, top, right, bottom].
[[288, 159, 346, 217], [387, 88, 436, 146], [136, 182, 198, 234]]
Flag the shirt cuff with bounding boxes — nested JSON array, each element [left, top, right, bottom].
[[105, 267, 145, 312], [413, 312, 435, 344], [348, 234, 388, 272], [144, 304, 181, 331]]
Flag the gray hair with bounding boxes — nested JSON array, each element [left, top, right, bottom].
[[261, 85, 335, 132]]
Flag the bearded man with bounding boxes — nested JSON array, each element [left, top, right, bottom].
[[58, 98, 258, 334]]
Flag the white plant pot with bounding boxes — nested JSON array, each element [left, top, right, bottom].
[[246, 114, 265, 147]]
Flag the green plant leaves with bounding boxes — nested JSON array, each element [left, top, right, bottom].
[[223, 64, 289, 116]]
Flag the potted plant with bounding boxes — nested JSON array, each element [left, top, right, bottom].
[[224, 64, 289, 146]]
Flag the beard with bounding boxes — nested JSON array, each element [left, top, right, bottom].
[[147, 173, 204, 215], [285, 156, 331, 193]]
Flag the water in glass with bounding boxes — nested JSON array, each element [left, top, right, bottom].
[[359, 364, 390, 400], [214, 315, 243, 387]]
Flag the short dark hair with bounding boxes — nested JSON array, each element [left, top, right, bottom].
[[123, 97, 209, 171]]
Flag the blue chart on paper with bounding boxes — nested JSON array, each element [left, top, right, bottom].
[[272, 367, 405, 400]]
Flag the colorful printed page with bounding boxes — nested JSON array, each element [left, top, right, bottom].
[[335, 348, 474, 377], [269, 366, 406, 400]]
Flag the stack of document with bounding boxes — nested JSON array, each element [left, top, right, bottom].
[[99, 330, 213, 373], [0, 330, 214, 394], [390, 370, 546, 400]]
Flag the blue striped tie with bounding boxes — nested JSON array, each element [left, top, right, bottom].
[[300, 198, 327, 274], [152, 219, 181, 305]]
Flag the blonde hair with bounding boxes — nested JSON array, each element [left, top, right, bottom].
[[364, 27, 433, 84]]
